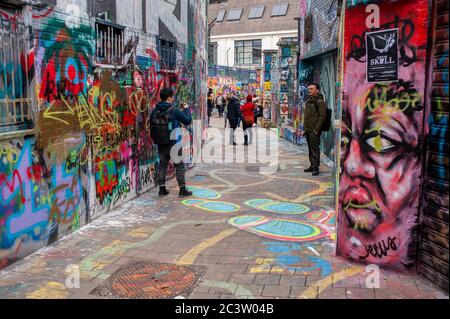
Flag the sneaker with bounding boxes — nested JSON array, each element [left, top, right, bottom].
[[312, 170, 320, 176], [159, 186, 169, 197], [179, 187, 193, 198], [304, 167, 314, 173]]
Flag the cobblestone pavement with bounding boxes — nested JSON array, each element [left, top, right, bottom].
[[0, 118, 448, 300]]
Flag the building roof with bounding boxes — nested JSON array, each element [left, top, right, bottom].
[[208, 0, 299, 36]]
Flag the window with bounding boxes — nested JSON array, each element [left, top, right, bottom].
[[159, 39, 177, 70], [271, 3, 289, 16], [279, 37, 298, 45], [216, 10, 225, 22], [97, 11, 111, 21], [95, 20, 125, 65], [249, 5, 264, 19], [208, 42, 218, 66], [235, 40, 262, 65], [227, 9, 242, 21], [0, 10, 32, 132]]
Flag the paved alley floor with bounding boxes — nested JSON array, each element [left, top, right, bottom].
[[0, 118, 448, 300]]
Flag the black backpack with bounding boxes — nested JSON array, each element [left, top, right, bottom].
[[150, 106, 174, 146], [313, 99, 332, 132], [322, 107, 332, 132]]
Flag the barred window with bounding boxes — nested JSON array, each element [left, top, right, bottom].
[[95, 20, 125, 65], [0, 10, 33, 132], [159, 39, 177, 70]]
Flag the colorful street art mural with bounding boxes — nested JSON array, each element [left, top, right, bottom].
[[0, 2, 208, 270], [336, 0, 430, 269], [278, 45, 297, 128]]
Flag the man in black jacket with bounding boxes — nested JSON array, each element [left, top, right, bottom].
[[303, 83, 327, 176], [150, 88, 193, 198], [226, 92, 243, 145]]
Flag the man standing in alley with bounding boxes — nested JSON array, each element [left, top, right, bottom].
[[150, 88, 193, 198], [303, 83, 327, 176]]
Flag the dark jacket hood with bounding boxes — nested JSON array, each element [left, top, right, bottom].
[[156, 101, 172, 111]]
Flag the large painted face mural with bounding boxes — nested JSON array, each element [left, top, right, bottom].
[[337, 0, 429, 269], [339, 81, 424, 265]]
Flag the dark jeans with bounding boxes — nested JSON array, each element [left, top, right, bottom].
[[243, 122, 253, 144], [158, 145, 186, 188], [229, 123, 238, 144], [305, 131, 321, 170]]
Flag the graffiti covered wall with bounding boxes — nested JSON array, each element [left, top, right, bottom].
[[278, 45, 297, 129], [0, 1, 207, 270], [336, 0, 430, 270], [299, 0, 339, 60]]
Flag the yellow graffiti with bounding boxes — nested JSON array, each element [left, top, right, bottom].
[[43, 94, 121, 133], [249, 258, 285, 274], [177, 228, 238, 265], [0, 145, 20, 164], [26, 282, 69, 299], [299, 266, 364, 299], [128, 88, 151, 116], [363, 86, 421, 113]]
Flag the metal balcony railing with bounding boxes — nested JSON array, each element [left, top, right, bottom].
[[95, 20, 125, 66], [0, 10, 33, 132]]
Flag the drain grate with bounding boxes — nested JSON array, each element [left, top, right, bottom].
[[90, 262, 206, 299]]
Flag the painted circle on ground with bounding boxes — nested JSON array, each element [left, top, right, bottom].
[[182, 199, 240, 213], [187, 186, 221, 200], [305, 211, 327, 222], [245, 199, 310, 215], [228, 215, 267, 227], [228, 215, 328, 242]]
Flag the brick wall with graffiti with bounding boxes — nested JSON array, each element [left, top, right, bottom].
[[336, 0, 430, 270], [0, 2, 207, 269], [278, 45, 297, 132], [299, 0, 339, 60]]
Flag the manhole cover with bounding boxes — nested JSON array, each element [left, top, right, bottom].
[[90, 262, 206, 299]]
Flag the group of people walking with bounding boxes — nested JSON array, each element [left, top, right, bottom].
[[151, 82, 328, 199], [207, 89, 264, 145]]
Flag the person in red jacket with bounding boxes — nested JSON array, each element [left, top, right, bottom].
[[241, 95, 256, 145]]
